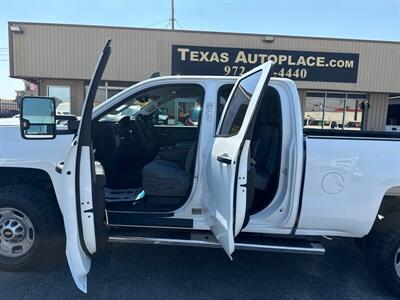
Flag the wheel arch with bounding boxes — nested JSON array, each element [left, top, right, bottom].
[[0, 167, 62, 220], [367, 188, 400, 235], [378, 189, 400, 218]]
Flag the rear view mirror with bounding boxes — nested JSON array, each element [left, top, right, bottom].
[[20, 96, 56, 139]]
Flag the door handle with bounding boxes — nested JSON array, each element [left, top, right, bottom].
[[217, 155, 232, 165]]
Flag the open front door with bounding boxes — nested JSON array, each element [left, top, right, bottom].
[[203, 62, 274, 257], [60, 40, 111, 293]]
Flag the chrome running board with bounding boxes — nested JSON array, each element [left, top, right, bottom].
[[108, 234, 325, 255]]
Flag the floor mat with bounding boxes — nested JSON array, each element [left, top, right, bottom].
[[104, 187, 145, 203]]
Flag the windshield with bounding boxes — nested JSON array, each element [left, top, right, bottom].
[[99, 99, 149, 121]]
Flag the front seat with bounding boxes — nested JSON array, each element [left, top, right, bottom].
[[142, 143, 196, 197]]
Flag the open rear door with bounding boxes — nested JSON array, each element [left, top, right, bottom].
[[60, 40, 111, 292], [203, 61, 274, 258]]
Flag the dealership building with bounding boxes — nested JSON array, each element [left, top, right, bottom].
[[8, 21, 400, 131]]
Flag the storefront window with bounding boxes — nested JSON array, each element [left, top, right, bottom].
[[386, 96, 400, 131], [304, 92, 366, 130], [47, 85, 71, 114], [85, 83, 124, 107]]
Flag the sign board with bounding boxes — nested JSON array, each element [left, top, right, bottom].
[[171, 45, 359, 83]]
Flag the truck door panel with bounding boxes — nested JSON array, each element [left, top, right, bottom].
[[203, 61, 274, 256], [61, 40, 112, 292]]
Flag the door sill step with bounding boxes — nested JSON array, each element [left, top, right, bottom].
[[108, 232, 325, 255]]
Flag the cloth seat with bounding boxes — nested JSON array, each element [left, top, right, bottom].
[[252, 95, 281, 191], [142, 143, 196, 197]]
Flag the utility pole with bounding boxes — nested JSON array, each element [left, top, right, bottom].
[[171, 0, 175, 30]]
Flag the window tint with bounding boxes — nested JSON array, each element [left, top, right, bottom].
[[219, 71, 261, 136], [160, 97, 200, 126], [216, 84, 234, 127]]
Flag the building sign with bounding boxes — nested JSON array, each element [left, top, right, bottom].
[[171, 45, 359, 83]]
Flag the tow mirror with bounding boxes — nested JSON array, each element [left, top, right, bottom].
[[20, 96, 56, 139]]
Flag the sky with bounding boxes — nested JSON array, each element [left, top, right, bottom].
[[0, 0, 399, 99]]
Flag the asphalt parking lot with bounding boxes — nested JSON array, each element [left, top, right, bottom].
[[0, 239, 397, 299]]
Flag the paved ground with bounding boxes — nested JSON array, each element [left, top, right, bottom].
[[0, 239, 397, 299]]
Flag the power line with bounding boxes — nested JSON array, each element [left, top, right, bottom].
[[163, 21, 172, 29], [176, 19, 183, 30], [144, 19, 170, 28]]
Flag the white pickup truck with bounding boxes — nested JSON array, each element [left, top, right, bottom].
[[1, 41, 400, 296]]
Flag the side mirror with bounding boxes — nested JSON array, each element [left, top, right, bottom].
[[20, 96, 56, 139], [331, 121, 338, 129]]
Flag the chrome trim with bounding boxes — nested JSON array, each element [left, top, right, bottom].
[[108, 236, 325, 255]]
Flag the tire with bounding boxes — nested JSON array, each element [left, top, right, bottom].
[[0, 185, 64, 271], [366, 211, 400, 297]]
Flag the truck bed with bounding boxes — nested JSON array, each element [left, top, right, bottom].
[[303, 129, 400, 140]]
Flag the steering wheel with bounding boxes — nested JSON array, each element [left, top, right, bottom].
[[134, 113, 155, 151]]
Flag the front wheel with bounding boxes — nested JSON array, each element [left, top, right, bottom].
[[366, 212, 400, 297], [0, 185, 63, 271]]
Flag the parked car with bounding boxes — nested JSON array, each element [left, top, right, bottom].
[[304, 119, 339, 129], [1, 41, 400, 297], [344, 121, 362, 130]]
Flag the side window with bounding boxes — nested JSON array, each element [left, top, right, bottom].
[[216, 84, 234, 127], [99, 84, 204, 127], [159, 97, 200, 127], [219, 71, 262, 136]]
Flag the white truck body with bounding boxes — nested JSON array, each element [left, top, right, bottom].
[[1, 42, 400, 294]]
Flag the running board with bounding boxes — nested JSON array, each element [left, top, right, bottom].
[[108, 234, 325, 255]]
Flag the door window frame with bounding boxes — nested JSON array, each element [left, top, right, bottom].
[[217, 70, 263, 138]]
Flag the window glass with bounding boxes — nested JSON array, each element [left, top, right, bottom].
[[387, 97, 400, 127], [161, 98, 199, 126], [84, 85, 125, 107], [219, 71, 261, 136], [99, 85, 204, 127], [47, 85, 71, 114], [324, 95, 345, 129], [343, 97, 363, 130], [88, 87, 107, 107], [107, 87, 124, 98], [304, 92, 366, 130], [216, 84, 234, 127]]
